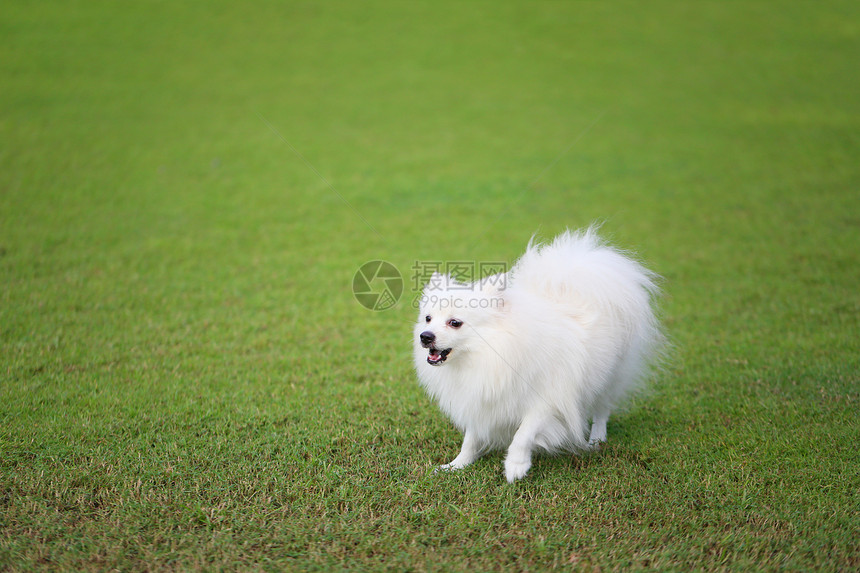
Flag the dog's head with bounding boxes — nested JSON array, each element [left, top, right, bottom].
[[414, 272, 507, 366]]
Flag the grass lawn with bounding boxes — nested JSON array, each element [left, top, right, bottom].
[[2, 0, 858, 570]]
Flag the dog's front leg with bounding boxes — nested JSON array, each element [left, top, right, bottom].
[[437, 429, 482, 472], [504, 414, 546, 483]]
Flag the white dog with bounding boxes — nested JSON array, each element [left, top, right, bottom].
[[413, 228, 663, 482]]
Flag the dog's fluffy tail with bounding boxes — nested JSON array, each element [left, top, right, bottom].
[[514, 226, 658, 295], [510, 226, 664, 392]]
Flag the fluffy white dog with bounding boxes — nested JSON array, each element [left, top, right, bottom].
[[413, 228, 663, 482]]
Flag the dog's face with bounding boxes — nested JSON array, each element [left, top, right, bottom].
[[415, 273, 506, 366]]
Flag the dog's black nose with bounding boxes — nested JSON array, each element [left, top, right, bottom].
[[420, 331, 435, 346]]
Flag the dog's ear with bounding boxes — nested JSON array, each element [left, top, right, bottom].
[[424, 271, 450, 293], [471, 272, 508, 313], [475, 272, 507, 295]]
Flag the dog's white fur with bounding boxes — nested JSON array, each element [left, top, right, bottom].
[[413, 228, 663, 482]]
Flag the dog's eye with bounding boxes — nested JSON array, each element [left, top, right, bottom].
[[447, 319, 463, 328], [425, 315, 432, 323]]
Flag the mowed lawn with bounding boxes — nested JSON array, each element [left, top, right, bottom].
[[1, 1, 858, 570]]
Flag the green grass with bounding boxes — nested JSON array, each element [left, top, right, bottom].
[[2, 0, 858, 570]]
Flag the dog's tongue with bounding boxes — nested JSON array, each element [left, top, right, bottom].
[[427, 349, 444, 364], [427, 347, 450, 365]]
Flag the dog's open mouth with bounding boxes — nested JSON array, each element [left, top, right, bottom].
[[427, 347, 452, 365]]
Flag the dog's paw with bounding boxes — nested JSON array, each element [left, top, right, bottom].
[[504, 458, 531, 483], [433, 463, 462, 475]]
